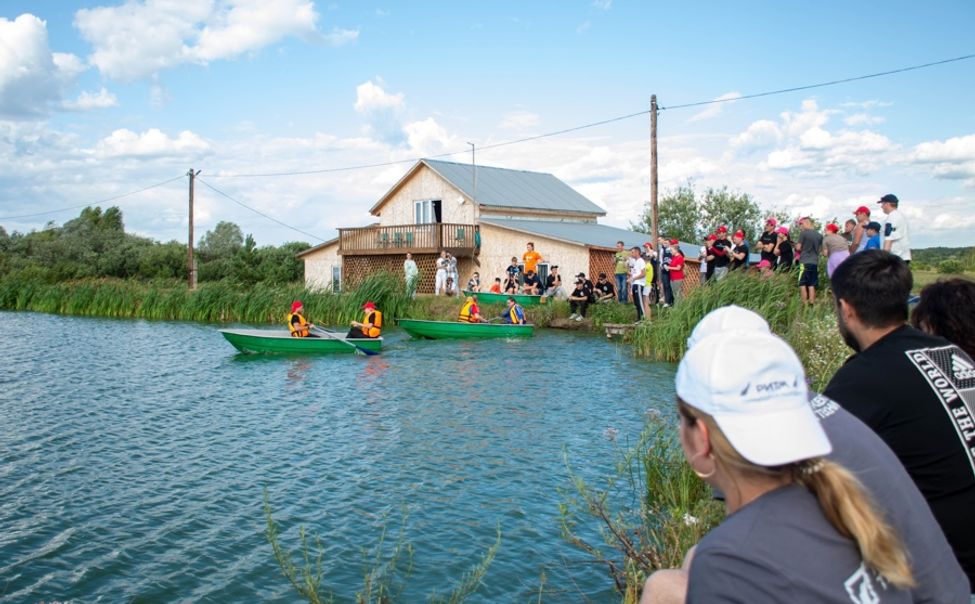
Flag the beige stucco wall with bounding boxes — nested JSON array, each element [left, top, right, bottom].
[[377, 165, 478, 226], [301, 242, 341, 291], [477, 223, 590, 285]]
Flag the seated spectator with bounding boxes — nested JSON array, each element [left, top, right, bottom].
[[576, 272, 595, 302], [567, 278, 591, 321], [445, 276, 456, 296], [593, 273, 616, 303], [502, 275, 518, 294], [522, 270, 542, 295], [863, 221, 882, 250], [757, 258, 773, 278], [655, 330, 915, 602], [466, 272, 481, 292], [489, 277, 502, 294], [544, 265, 565, 298], [911, 277, 975, 359]]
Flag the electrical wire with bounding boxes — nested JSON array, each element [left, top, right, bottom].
[[195, 178, 328, 242], [0, 174, 185, 221]]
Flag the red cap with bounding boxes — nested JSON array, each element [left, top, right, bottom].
[[776, 227, 789, 235], [766, 217, 777, 226], [706, 234, 717, 241], [290, 301, 303, 313], [716, 226, 728, 233], [363, 301, 376, 310], [853, 205, 870, 216], [757, 259, 772, 269], [825, 223, 839, 233], [734, 230, 745, 239], [643, 241, 653, 247], [669, 238, 679, 245]]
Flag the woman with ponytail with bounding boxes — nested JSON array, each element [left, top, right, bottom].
[[675, 330, 914, 603]]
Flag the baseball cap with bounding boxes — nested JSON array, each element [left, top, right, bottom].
[[290, 300, 303, 313], [643, 241, 653, 247], [766, 217, 777, 226], [878, 193, 899, 205], [576, 272, 586, 278], [706, 234, 717, 241], [866, 221, 882, 232], [676, 331, 831, 466], [363, 301, 376, 310], [776, 227, 789, 235], [757, 259, 772, 269], [686, 305, 770, 349], [716, 226, 728, 234], [733, 230, 745, 239], [825, 223, 839, 233], [669, 238, 679, 245], [854, 205, 871, 216]]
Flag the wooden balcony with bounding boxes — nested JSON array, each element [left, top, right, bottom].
[[338, 223, 479, 256]]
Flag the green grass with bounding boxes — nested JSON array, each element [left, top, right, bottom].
[[910, 268, 975, 292]]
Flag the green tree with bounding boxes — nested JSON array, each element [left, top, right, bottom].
[[198, 221, 244, 259], [632, 183, 701, 243], [698, 186, 763, 240]]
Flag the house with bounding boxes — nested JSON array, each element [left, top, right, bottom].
[[297, 158, 701, 295]]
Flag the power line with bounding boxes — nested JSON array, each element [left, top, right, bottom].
[[195, 178, 328, 242], [0, 174, 185, 222], [661, 53, 975, 111]]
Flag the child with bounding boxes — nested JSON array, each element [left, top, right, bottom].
[[505, 257, 521, 285], [864, 221, 882, 251], [503, 275, 518, 294], [489, 277, 502, 294], [467, 272, 481, 292], [757, 258, 773, 279]]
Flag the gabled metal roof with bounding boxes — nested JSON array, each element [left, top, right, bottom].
[[369, 159, 606, 216]]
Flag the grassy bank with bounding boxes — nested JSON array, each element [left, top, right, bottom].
[[631, 271, 849, 392]]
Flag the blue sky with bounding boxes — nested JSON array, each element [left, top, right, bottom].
[[1, 1, 974, 248]]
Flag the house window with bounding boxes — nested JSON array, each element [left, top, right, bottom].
[[331, 264, 341, 293], [414, 199, 442, 224]]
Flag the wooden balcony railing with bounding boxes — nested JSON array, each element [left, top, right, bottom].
[[338, 223, 479, 256]]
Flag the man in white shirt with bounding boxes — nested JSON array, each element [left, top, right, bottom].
[[627, 246, 648, 322], [879, 193, 911, 263]]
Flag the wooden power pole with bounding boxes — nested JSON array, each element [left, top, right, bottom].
[[187, 168, 201, 289], [650, 95, 659, 247]]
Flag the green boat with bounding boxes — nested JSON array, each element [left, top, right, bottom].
[[397, 318, 534, 340], [219, 329, 383, 354], [462, 290, 544, 307]]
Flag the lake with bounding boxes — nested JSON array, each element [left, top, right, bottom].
[[0, 311, 678, 603]]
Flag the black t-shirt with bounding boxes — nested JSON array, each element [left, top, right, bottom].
[[506, 264, 520, 279], [731, 242, 749, 270], [759, 231, 778, 264], [776, 240, 794, 270], [545, 274, 561, 289], [594, 280, 614, 297], [570, 284, 591, 300], [712, 239, 731, 267], [823, 325, 975, 584], [523, 274, 541, 289]]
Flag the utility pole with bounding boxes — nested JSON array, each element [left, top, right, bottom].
[[187, 168, 201, 289], [650, 95, 659, 247], [467, 141, 477, 205]]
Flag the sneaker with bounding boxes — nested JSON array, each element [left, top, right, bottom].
[[568, 313, 578, 320], [662, 303, 670, 308], [575, 315, 583, 322]]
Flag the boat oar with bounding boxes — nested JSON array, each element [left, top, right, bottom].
[[309, 326, 379, 356]]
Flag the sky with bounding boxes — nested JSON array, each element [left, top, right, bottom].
[[1, 0, 974, 249]]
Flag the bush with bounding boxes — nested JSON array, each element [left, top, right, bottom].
[[938, 259, 964, 274]]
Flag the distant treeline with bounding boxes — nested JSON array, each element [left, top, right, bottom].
[[911, 246, 975, 270], [0, 206, 310, 285]]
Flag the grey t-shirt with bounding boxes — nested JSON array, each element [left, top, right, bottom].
[[812, 394, 971, 601], [688, 484, 912, 603], [798, 229, 823, 264]]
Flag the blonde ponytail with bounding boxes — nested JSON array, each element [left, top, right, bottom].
[[796, 460, 914, 589]]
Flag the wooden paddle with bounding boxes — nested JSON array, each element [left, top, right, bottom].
[[310, 326, 379, 356]]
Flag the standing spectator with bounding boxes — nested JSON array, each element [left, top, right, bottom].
[[864, 221, 882, 250], [879, 194, 911, 263], [466, 271, 481, 293], [434, 250, 448, 295], [664, 240, 685, 305], [842, 219, 857, 244], [703, 234, 717, 282], [403, 252, 419, 298], [729, 230, 749, 271], [567, 277, 592, 321], [697, 238, 708, 285], [643, 242, 660, 307], [446, 253, 459, 296], [657, 237, 674, 307], [758, 218, 778, 267], [613, 240, 629, 302], [822, 223, 850, 278], [774, 226, 794, 271], [522, 270, 542, 295], [795, 217, 823, 305], [544, 265, 565, 299], [505, 256, 521, 285], [911, 278, 975, 360], [593, 273, 616, 303], [849, 205, 872, 254], [522, 242, 543, 276], [627, 246, 648, 322], [823, 250, 975, 587], [711, 226, 731, 280]]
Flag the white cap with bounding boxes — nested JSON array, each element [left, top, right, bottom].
[[676, 331, 831, 466], [687, 305, 770, 350]]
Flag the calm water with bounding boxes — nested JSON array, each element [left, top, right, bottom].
[[0, 311, 678, 603]]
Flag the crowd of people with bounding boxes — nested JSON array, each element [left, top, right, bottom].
[[641, 250, 974, 603]]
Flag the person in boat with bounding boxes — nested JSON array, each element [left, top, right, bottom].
[[458, 296, 484, 323], [287, 300, 317, 338], [346, 301, 382, 339], [500, 297, 526, 324]]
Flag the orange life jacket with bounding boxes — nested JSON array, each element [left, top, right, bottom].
[[362, 310, 382, 338], [458, 300, 479, 323], [287, 312, 309, 337]]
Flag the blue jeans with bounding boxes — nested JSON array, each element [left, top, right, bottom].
[[615, 273, 628, 302]]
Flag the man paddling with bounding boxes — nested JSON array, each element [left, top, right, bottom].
[[458, 296, 484, 323], [287, 300, 317, 337], [346, 301, 382, 339], [500, 297, 526, 324]]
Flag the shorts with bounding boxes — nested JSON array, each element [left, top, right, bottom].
[[798, 263, 819, 287]]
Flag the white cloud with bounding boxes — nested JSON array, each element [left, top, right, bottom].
[[0, 14, 85, 118], [688, 92, 741, 122], [74, 0, 322, 81], [498, 110, 540, 131], [911, 133, 975, 182], [730, 119, 781, 149], [354, 79, 406, 145], [592, 0, 613, 10], [92, 128, 212, 159], [844, 113, 885, 126], [62, 87, 118, 111], [403, 118, 456, 155], [322, 27, 358, 46], [839, 99, 893, 110], [354, 80, 404, 112]]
